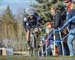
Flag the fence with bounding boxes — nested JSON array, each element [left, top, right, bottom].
[[40, 16, 75, 56]]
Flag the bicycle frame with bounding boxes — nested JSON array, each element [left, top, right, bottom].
[[29, 28, 39, 56]]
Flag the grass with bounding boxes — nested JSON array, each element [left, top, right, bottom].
[[0, 56, 75, 60]]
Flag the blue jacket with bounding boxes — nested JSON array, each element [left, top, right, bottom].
[[67, 9, 75, 30]]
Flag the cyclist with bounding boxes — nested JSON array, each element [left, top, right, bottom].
[[23, 8, 40, 49]]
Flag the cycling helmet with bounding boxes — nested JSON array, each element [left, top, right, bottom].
[[72, 0, 75, 3], [25, 7, 36, 15]]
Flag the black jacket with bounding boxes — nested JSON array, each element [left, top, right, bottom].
[[52, 11, 61, 28]]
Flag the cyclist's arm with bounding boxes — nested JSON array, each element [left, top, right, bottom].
[[23, 17, 30, 31]]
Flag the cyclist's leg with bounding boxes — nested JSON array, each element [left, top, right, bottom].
[[26, 29, 31, 49], [33, 27, 40, 56]]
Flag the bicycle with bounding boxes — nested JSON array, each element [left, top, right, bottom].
[[29, 27, 40, 56]]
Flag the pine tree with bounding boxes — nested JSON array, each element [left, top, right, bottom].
[[33, 0, 64, 23], [1, 6, 16, 48], [2, 6, 15, 23]]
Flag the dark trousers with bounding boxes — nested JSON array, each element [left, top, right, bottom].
[[54, 30, 62, 55]]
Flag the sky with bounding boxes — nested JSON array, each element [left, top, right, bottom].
[[0, 0, 37, 15]]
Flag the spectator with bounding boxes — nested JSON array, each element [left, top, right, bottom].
[[50, 5, 62, 55], [64, 0, 75, 56]]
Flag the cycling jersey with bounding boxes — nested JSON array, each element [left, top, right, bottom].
[[23, 15, 40, 31]]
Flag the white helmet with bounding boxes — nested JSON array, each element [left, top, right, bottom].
[[73, 0, 75, 3], [25, 7, 36, 15]]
